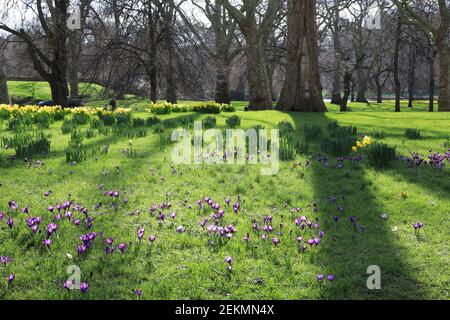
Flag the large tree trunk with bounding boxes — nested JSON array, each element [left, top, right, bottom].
[[50, 73, 69, 106], [407, 43, 417, 108], [277, 0, 326, 112], [0, 51, 9, 104], [437, 43, 450, 112], [214, 30, 231, 104], [245, 32, 273, 110], [393, 17, 402, 112]]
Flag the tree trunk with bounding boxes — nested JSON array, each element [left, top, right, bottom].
[[150, 62, 158, 103], [437, 43, 450, 112], [355, 68, 368, 103], [245, 32, 273, 110], [0, 51, 9, 104], [429, 54, 435, 112], [215, 61, 231, 104], [331, 69, 342, 105], [277, 0, 326, 112], [340, 72, 351, 112], [50, 74, 69, 107], [393, 17, 402, 112], [407, 43, 416, 108], [350, 79, 355, 102], [376, 82, 383, 104]]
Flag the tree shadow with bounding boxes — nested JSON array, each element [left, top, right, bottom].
[[286, 112, 427, 299]]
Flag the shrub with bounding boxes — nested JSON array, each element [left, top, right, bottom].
[[226, 115, 241, 128], [364, 142, 397, 168], [404, 128, 422, 140], [72, 112, 90, 125], [179, 116, 194, 129], [304, 124, 322, 142], [2, 130, 51, 157], [203, 116, 216, 129]]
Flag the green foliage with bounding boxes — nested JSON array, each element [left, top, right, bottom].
[[371, 130, 385, 140], [34, 112, 52, 129], [8, 114, 33, 131], [132, 118, 146, 127], [61, 119, 76, 135], [116, 112, 132, 126], [0, 108, 10, 120], [147, 116, 161, 126], [85, 128, 96, 139], [364, 142, 397, 168], [149, 102, 235, 114], [404, 128, 422, 140], [321, 135, 356, 156], [72, 112, 91, 125], [1, 130, 51, 157], [90, 118, 104, 129], [65, 130, 96, 163], [277, 121, 295, 136], [203, 116, 216, 129], [304, 124, 322, 142], [226, 115, 241, 128], [327, 121, 357, 136], [100, 114, 116, 126], [279, 135, 296, 161]]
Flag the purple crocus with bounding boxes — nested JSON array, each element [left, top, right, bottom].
[[6, 218, 13, 229], [105, 238, 114, 245], [47, 206, 54, 213], [118, 243, 126, 252], [79, 282, 89, 293], [64, 280, 73, 290], [137, 227, 145, 241], [272, 237, 280, 246], [148, 235, 156, 243], [7, 273, 15, 284], [176, 226, 185, 233], [134, 289, 142, 299], [47, 223, 58, 237], [43, 239, 53, 248], [1, 256, 10, 265], [327, 274, 335, 282], [225, 256, 233, 264], [317, 273, 324, 282]]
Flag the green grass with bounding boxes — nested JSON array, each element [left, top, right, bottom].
[[0, 91, 449, 300]]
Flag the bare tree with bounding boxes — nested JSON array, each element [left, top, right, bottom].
[[0, 39, 9, 104], [219, 0, 281, 110], [395, 0, 450, 111], [0, 0, 71, 106]]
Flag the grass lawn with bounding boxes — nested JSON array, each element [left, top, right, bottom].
[[0, 89, 449, 300]]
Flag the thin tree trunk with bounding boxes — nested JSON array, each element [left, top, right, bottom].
[[355, 68, 368, 103], [340, 72, 351, 112], [429, 54, 435, 112], [350, 79, 355, 102], [393, 17, 402, 112], [407, 43, 416, 108], [0, 51, 9, 104], [277, 0, 326, 112], [214, 29, 231, 104]]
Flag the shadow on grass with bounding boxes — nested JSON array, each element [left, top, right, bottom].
[[287, 112, 426, 299]]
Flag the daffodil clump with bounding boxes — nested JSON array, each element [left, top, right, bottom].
[[352, 135, 373, 152], [148, 101, 235, 115], [0, 104, 131, 121]]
